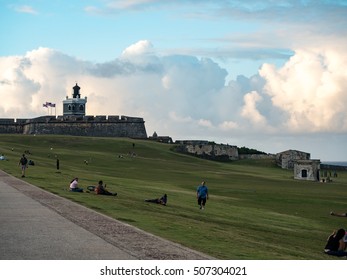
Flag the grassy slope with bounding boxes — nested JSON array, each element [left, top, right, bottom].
[[0, 134, 346, 259]]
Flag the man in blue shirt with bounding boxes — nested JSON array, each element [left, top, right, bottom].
[[196, 181, 209, 210]]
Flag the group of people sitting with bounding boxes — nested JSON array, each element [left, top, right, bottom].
[[69, 178, 167, 205], [69, 178, 117, 196]]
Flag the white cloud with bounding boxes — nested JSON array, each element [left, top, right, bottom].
[[121, 40, 154, 57], [218, 121, 238, 131], [107, 0, 159, 10], [13, 5, 38, 15], [241, 91, 267, 127], [168, 111, 192, 123], [259, 48, 347, 133], [0, 55, 40, 116], [1, 41, 347, 159], [198, 119, 213, 128]]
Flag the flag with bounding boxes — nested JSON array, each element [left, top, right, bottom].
[[44, 102, 55, 108]]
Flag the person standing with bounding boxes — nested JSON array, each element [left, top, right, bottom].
[[196, 181, 209, 210], [18, 154, 28, 178]]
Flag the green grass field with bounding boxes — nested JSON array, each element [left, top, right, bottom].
[[0, 134, 346, 259]]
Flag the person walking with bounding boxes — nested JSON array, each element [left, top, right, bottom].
[[196, 181, 209, 210], [18, 154, 28, 178]]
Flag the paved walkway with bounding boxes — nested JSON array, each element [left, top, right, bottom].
[[0, 170, 211, 260]]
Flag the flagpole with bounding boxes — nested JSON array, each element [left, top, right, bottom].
[[43, 101, 56, 116]]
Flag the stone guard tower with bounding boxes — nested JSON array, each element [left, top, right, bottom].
[[63, 83, 87, 116]]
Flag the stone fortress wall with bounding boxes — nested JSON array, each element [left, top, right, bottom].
[[174, 140, 239, 161], [0, 115, 147, 138]]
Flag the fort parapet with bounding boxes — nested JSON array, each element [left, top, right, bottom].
[[0, 118, 28, 134], [174, 141, 239, 161], [0, 115, 147, 138]]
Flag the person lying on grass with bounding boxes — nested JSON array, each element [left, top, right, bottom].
[[145, 194, 167, 206], [330, 211, 347, 217]]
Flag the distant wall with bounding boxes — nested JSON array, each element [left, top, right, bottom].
[[0, 118, 28, 134], [320, 164, 347, 171], [174, 142, 239, 161], [239, 154, 275, 160]]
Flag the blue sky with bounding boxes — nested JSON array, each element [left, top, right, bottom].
[[1, 0, 347, 160]]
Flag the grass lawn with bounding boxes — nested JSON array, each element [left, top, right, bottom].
[[0, 134, 346, 259]]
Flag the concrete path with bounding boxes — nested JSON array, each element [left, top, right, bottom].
[[0, 170, 211, 260]]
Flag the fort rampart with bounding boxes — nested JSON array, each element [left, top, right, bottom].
[[238, 154, 275, 160], [174, 140, 239, 161], [0, 115, 147, 138]]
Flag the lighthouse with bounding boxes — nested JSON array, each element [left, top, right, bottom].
[[63, 83, 87, 116]]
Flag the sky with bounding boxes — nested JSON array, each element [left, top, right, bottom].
[[1, 0, 347, 161]]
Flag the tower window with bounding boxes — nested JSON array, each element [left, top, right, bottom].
[[68, 105, 72, 111], [79, 105, 84, 111]]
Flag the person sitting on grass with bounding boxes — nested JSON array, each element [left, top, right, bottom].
[[330, 211, 347, 217], [324, 228, 347, 257], [145, 194, 167, 206], [95, 180, 117, 196], [69, 177, 84, 192]]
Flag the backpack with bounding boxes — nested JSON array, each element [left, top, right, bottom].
[[20, 157, 28, 165]]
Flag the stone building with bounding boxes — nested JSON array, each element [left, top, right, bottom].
[[276, 150, 310, 169], [294, 160, 321, 181], [148, 131, 173, 144]]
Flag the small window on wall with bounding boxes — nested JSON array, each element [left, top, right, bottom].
[[68, 105, 72, 110], [72, 105, 75, 110], [79, 105, 84, 111], [301, 169, 308, 178]]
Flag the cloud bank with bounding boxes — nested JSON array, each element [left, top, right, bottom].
[[1, 40, 347, 158]]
